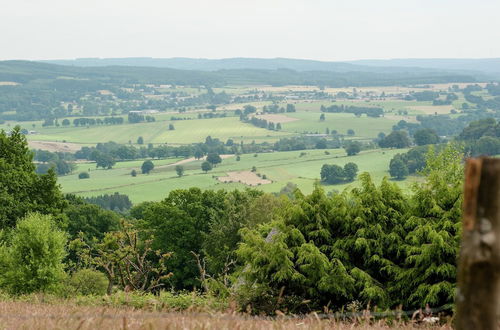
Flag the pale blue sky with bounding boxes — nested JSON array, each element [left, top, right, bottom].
[[1, 0, 499, 61]]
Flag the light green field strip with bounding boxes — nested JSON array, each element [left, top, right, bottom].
[[60, 148, 415, 203], [10, 117, 290, 145], [281, 112, 397, 138]]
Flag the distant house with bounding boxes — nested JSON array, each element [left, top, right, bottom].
[[129, 110, 159, 115], [305, 134, 328, 137]]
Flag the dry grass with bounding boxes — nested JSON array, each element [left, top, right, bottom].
[[218, 171, 272, 186], [254, 114, 299, 124], [0, 301, 451, 329], [405, 105, 454, 115], [28, 141, 84, 153]]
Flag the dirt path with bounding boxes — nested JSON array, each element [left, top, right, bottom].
[[28, 141, 84, 153]]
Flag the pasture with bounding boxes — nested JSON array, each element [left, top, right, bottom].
[[281, 112, 397, 139], [59, 148, 413, 203], [10, 117, 290, 145]]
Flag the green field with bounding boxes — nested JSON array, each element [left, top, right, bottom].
[[59, 148, 413, 203], [13, 117, 291, 145], [282, 112, 397, 138]]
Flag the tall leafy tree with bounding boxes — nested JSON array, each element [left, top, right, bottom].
[[396, 144, 463, 309], [389, 157, 409, 179], [0, 126, 66, 228], [413, 128, 439, 146], [137, 188, 227, 289]]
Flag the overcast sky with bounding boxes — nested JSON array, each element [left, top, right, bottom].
[[1, 0, 499, 61]]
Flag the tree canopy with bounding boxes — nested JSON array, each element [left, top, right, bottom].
[[0, 126, 66, 228]]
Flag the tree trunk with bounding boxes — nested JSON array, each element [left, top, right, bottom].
[[106, 273, 114, 295], [456, 158, 500, 330]]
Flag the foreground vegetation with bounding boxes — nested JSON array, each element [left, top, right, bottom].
[[0, 300, 452, 329], [0, 127, 463, 319]]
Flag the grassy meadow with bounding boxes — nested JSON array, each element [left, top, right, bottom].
[[59, 148, 413, 203], [0, 83, 471, 202], [14, 117, 289, 145], [281, 112, 397, 139]]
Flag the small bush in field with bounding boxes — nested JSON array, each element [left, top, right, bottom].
[[78, 172, 90, 179], [70, 269, 108, 296]]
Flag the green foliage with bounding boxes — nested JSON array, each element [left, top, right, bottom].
[[0, 126, 67, 228], [344, 141, 361, 156], [0, 213, 67, 294], [202, 190, 279, 276], [389, 158, 409, 180], [95, 152, 116, 169], [396, 144, 463, 309], [413, 128, 439, 146], [201, 161, 213, 173], [73, 290, 228, 311], [379, 131, 411, 148], [72, 221, 172, 294], [141, 160, 154, 174], [343, 162, 359, 181], [206, 152, 222, 166], [236, 175, 409, 313], [321, 163, 358, 184], [64, 200, 121, 243], [137, 188, 227, 289], [70, 269, 108, 296], [175, 165, 184, 177], [78, 172, 90, 179], [320, 164, 345, 184]]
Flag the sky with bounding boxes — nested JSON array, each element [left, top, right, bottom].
[[1, 0, 499, 61]]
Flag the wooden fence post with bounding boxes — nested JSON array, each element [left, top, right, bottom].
[[456, 158, 500, 330]]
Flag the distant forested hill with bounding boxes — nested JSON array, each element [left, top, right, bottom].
[[350, 58, 500, 77], [0, 60, 479, 86], [41, 56, 499, 77]]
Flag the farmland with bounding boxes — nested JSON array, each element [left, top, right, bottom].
[[7, 117, 289, 145], [2, 56, 499, 327], [1, 77, 495, 203], [58, 148, 411, 203]]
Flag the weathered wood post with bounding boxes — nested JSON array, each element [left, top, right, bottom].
[[456, 158, 500, 330]]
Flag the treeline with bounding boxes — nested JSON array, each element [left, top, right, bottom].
[[458, 118, 500, 156], [83, 192, 132, 213], [128, 112, 156, 123], [0, 127, 463, 315], [33, 149, 76, 175], [320, 104, 383, 117], [72, 116, 125, 126], [274, 136, 342, 151], [386, 117, 500, 180], [0, 60, 479, 121], [70, 135, 346, 168], [244, 117, 282, 131], [262, 103, 296, 113]]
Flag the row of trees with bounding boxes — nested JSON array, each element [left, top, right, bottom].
[[320, 162, 358, 184], [72, 117, 125, 126], [320, 105, 383, 118]]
